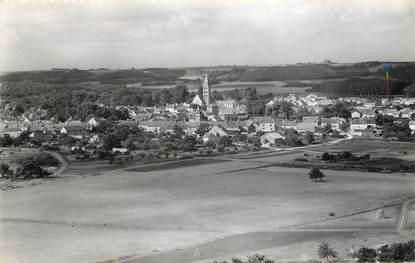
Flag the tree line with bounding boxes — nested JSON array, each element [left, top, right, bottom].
[[310, 77, 409, 96], [0, 68, 186, 85], [0, 82, 192, 121]]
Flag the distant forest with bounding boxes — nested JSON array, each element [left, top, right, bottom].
[[310, 77, 409, 96], [2, 61, 414, 85], [0, 68, 186, 85], [307, 63, 415, 96], [208, 62, 415, 83]]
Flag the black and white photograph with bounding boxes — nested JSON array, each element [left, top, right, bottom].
[[0, 0, 414, 262]]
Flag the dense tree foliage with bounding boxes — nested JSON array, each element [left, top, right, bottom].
[[309, 168, 325, 182], [213, 254, 274, 263], [0, 68, 185, 84], [404, 84, 415, 97], [357, 247, 377, 263], [377, 240, 415, 262], [0, 82, 192, 121], [382, 120, 412, 140], [207, 62, 415, 84], [318, 241, 338, 262], [243, 87, 273, 116], [312, 77, 408, 96], [284, 129, 303, 146], [266, 101, 295, 119], [10, 153, 58, 180], [320, 101, 353, 119]]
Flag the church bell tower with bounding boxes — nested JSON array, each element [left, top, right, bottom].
[[202, 74, 210, 105]]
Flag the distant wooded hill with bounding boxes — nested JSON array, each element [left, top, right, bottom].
[[207, 61, 415, 83], [1, 61, 414, 97], [0, 68, 186, 85]]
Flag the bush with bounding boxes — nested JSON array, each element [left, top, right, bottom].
[[0, 163, 13, 178], [42, 144, 60, 151], [247, 254, 274, 263], [35, 153, 60, 166], [378, 240, 415, 262], [15, 159, 50, 180], [98, 150, 114, 159], [357, 247, 377, 263], [339, 151, 353, 159], [309, 168, 325, 182], [322, 152, 334, 161], [294, 158, 309, 162], [219, 136, 233, 147], [212, 254, 274, 263], [1, 163, 10, 175]]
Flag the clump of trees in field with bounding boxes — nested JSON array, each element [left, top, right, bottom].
[[348, 240, 415, 263], [213, 254, 274, 263], [309, 168, 325, 182], [0, 163, 12, 177], [14, 159, 50, 180], [211, 240, 415, 263], [321, 151, 370, 162], [1, 153, 59, 180]]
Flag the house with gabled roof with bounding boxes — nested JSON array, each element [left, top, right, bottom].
[[87, 117, 104, 130], [351, 110, 362, 119], [260, 132, 285, 148], [61, 126, 87, 139], [276, 119, 297, 130], [252, 117, 276, 132], [303, 116, 319, 124], [296, 122, 316, 132], [192, 94, 204, 106], [205, 125, 229, 137], [350, 119, 376, 136], [358, 108, 377, 119], [321, 118, 342, 131], [223, 121, 240, 132]]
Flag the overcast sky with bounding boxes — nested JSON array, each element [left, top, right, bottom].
[[0, 0, 414, 71]]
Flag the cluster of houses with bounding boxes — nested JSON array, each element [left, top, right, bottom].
[[1, 75, 415, 150], [348, 101, 415, 137]]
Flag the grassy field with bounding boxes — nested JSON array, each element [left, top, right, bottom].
[[251, 140, 415, 173], [186, 80, 309, 94], [311, 139, 415, 158], [1, 145, 414, 263]]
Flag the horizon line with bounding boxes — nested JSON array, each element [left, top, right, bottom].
[[2, 59, 415, 73]]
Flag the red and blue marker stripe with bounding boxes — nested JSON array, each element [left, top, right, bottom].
[[385, 62, 389, 98]]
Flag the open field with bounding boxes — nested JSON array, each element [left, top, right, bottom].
[[310, 139, 415, 157], [186, 80, 309, 94], [247, 140, 415, 172], [1, 143, 415, 263]]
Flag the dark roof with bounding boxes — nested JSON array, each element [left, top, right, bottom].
[[63, 126, 86, 131]]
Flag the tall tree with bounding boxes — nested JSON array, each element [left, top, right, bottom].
[[318, 241, 338, 263]]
